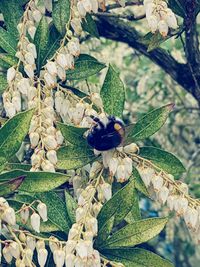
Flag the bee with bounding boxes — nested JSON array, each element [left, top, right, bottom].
[[87, 115, 126, 151]]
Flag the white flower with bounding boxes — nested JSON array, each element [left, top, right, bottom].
[[26, 236, 36, 251], [76, 240, 93, 259], [36, 240, 45, 251], [184, 207, 198, 230], [91, 92, 103, 108], [116, 164, 126, 183], [43, 135, 57, 150], [28, 86, 37, 101], [123, 157, 133, 177], [24, 52, 35, 65], [158, 20, 168, 37], [32, 9, 42, 22], [68, 228, 79, 240], [158, 186, 169, 204], [20, 206, 30, 223], [12, 95, 21, 112], [27, 43, 37, 58], [100, 183, 112, 201], [37, 202, 48, 222], [152, 175, 163, 191], [38, 248, 48, 267], [67, 39, 80, 57], [82, 0, 92, 12], [91, 0, 98, 13], [166, 9, 178, 29], [28, 25, 36, 39], [65, 240, 77, 255], [30, 213, 41, 233], [46, 61, 57, 76], [55, 130, 64, 145], [30, 132, 40, 148], [53, 249, 65, 267], [174, 196, 188, 216], [57, 65, 66, 81], [41, 160, 55, 172], [137, 167, 155, 187], [24, 64, 34, 78], [89, 161, 102, 178], [71, 18, 82, 35], [24, 248, 33, 266], [123, 143, 138, 153], [77, 1, 87, 17], [147, 15, 158, 33], [65, 253, 75, 267], [17, 78, 30, 95], [44, 72, 57, 88], [7, 67, 16, 84], [10, 242, 20, 259], [49, 236, 59, 253], [167, 195, 176, 211], [92, 202, 103, 217], [2, 246, 13, 263], [85, 217, 98, 235], [2, 207, 16, 225], [46, 150, 58, 165], [76, 207, 88, 222]]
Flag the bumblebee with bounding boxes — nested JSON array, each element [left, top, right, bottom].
[[87, 115, 126, 151]]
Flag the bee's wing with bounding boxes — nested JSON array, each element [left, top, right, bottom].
[[121, 123, 136, 146]]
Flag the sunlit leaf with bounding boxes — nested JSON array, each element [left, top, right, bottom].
[[0, 175, 25, 196], [65, 190, 77, 225], [0, 74, 8, 94], [0, 28, 17, 55], [52, 0, 70, 36]]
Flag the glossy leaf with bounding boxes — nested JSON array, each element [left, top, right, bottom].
[[0, 54, 18, 69], [125, 104, 174, 143], [65, 190, 77, 225], [139, 146, 186, 177], [101, 248, 174, 267], [57, 122, 88, 146], [98, 179, 135, 231], [36, 191, 71, 232], [125, 190, 141, 223], [132, 166, 149, 197], [0, 176, 25, 196], [6, 163, 32, 171], [101, 217, 168, 249], [57, 145, 96, 170], [0, 74, 7, 94], [34, 16, 49, 71], [0, 28, 18, 55], [0, 0, 23, 37], [0, 170, 69, 192], [52, 0, 70, 36], [67, 54, 105, 80], [0, 110, 34, 171], [95, 216, 115, 248], [82, 14, 99, 38], [100, 65, 125, 118]]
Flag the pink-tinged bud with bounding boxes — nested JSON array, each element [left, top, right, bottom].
[[20, 206, 30, 223], [7, 67, 16, 84], [37, 202, 48, 222], [53, 249, 65, 267], [2, 207, 16, 225], [30, 213, 40, 233], [27, 43, 37, 58], [38, 248, 48, 267]]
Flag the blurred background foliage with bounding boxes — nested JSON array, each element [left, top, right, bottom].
[[75, 4, 200, 266]]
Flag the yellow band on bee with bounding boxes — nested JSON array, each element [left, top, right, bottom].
[[114, 123, 122, 131]]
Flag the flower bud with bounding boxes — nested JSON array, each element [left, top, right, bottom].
[[57, 65, 66, 81], [10, 242, 20, 259], [91, 0, 98, 13], [24, 64, 34, 78], [32, 9, 42, 22], [92, 202, 102, 217], [53, 249, 65, 267], [29, 132, 40, 148], [2, 246, 12, 263], [28, 25, 36, 39], [65, 253, 75, 267], [67, 39, 80, 57], [37, 202, 48, 222], [85, 217, 98, 235], [46, 61, 57, 76], [12, 95, 21, 112], [47, 150, 58, 165], [36, 240, 45, 251], [158, 186, 169, 204], [158, 20, 168, 37], [20, 206, 30, 223], [77, 1, 86, 17], [30, 213, 41, 233], [7, 67, 16, 84], [27, 43, 37, 58], [24, 52, 35, 65], [24, 248, 33, 265], [43, 135, 57, 149], [2, 207, 16, 225], [49, 236, 59, 253], [17, 78, 30, 95], [100, 183, 112, 201], [55, 130, 64, 145], [26, 236, 36, 251], [44, 72, 57, 88], [38, 248, 48, 267], [152, 175, 163, 191], [124, 143, 138, 154], [65, 240, 77, 254], [4, 102, 16, 118]]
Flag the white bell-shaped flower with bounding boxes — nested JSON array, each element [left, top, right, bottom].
[[30, 213, 41, 233], [38, 248, 48, 267], [37, 202, 48, 222]]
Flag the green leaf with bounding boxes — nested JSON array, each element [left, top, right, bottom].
[[0, 28, 18, 55], [101, 248, 174, 267], [0, 54, 18, 69], [34, 16, 49, 71], [65, 190, 77, 225], [101, 217, 168, 249], [0, 109, 34, 171], [57, 122, 88, 146], [100, 65, 125, 118], [125, 104, 174, 143], [168, 0, 186, 17], [36, 191, 71, 232], [67, 54, 105, 80], [57, 145, 96, 170], [0, 170, 70, 192], [125, 190, 141, 223], [82, 14, 99, 38], [139, 146, 186, 177], [6, 163, 32, 171], [0, 175, 25, 196], [95, 216, 115, 248], [0, 0, 23, 37], [97, 179, 135, 231], [132, 166, 149, 197], [52, 0, 70, 36], [0, 74, 7, 94]]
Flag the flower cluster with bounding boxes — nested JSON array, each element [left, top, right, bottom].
[[94, 142, 138, 183], [137, 164, 200, 241], [144, 0, 178, 36]]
